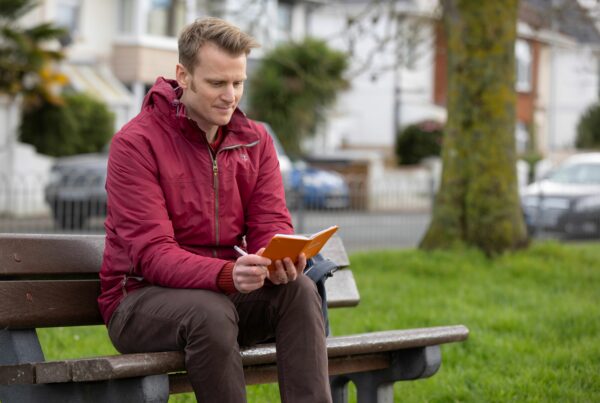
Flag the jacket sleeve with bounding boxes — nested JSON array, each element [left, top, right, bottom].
[[244, 125, 294, 253], [106, 132, 225, 290]]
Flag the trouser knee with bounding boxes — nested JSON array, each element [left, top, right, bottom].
[[278, 274, 322, 316], [179, 293, 239, 353]]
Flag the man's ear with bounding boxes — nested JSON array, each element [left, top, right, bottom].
[[176, 63, 190, 89]]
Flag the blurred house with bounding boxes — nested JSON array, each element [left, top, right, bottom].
[[434, 0, 600, 155], [13, 0, 320, 129], [302, 0, 600, 160], [2, 0, 315, 215], [3, 0, 600, 215], [8, 0, 600, 155]]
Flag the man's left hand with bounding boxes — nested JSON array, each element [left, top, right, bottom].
[[268, 253, 306, 285]]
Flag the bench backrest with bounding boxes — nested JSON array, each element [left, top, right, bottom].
[[0, 234, 351, 329]]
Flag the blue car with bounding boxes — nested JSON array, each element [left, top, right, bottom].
[[288, 162, 350, 210]]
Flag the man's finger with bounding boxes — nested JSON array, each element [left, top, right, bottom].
[[283, 257, 298, 281]]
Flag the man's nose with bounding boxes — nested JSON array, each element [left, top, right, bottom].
[[221, 85, 235, 102]]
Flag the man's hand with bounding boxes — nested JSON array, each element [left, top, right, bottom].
[[268, 253, 306, 285], [233, 249, 271, 293]]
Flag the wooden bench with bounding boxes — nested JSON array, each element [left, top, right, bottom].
[[0, 234, 469, 402]]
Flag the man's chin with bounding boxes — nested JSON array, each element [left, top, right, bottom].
[[214, 113, 234, 126]]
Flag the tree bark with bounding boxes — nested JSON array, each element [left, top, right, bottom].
[[420, 0, 528, 255]]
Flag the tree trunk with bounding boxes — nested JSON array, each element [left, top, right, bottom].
[[420, 0, 528, 255]]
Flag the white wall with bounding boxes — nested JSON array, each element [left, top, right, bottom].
[[306, 1, 443, 152], [548, 45, 599, 151], [0, 97, 54, 215], [64, 0, 118, 63]]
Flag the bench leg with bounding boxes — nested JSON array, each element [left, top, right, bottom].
[[0, 329, 45, 365], [330, 375, 350, 403], [329, 346, 441, 403], [0, 374, 170, 403], [1, 329, 170, 403]]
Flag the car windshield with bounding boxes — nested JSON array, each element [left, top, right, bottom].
[[546, 163, 600, 185]]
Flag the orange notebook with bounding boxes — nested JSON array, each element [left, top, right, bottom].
[[262, 225, 339, 272]]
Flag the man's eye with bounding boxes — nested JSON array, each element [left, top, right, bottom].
[[233, 82, 243, 88]]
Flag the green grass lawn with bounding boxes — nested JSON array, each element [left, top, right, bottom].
[[38, 241, 600, 402]]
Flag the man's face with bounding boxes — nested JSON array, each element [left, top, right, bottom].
[[176, 42, 247, 134]]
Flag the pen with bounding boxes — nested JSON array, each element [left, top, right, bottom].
[[233, 245, 248, 256]]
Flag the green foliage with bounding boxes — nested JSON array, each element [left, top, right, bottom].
[[39, 242, 600, 402], [19, 97, 79, 156], [395, 120, 443, 165], [0, 0, 67, 103], [335, 242, 600, 402], [248, 38, 348, 158], [19, 92, 114, 156], [66, 92, 115, 153], [576, 102, 600, 149]]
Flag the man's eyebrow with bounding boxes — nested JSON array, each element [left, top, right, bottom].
[[204, 77, 247, 82]]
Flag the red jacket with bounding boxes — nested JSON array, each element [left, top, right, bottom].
[[98, 78, 293, 324]]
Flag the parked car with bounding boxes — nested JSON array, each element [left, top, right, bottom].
[[521, 152, 600, 238], [44, 151, 108, 229], [287, 161, 350, 210]]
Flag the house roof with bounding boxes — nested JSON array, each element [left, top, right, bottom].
[[520, 0, 600, 44]]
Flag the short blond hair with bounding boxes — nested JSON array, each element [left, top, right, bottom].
[[178, 17, 260, 73]]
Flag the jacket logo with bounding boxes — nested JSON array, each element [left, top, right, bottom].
[[239, 152, 249, 162]]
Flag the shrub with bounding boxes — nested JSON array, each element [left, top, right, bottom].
[[20, 92, 114, 156], [248, 38, 348, 158], [395, 120, 443, 165], [19, 98, 81, 156], [66, 92, 114, 153], [576, 102, 600, 149]]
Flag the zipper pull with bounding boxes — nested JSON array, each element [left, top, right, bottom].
[[121, 275, 128, 297], [213, 160, 218, 190]]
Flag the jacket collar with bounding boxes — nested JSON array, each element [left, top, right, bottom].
[[144, 77, 260, 147]]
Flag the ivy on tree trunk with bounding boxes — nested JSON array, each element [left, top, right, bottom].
[[420, 0, 528, 255]]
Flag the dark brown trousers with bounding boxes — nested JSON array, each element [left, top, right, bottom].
[[107, 275, 332, 403]]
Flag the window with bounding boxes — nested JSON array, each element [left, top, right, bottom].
[[196, 0, 223, 18], [515, 39, 532, 92], [515, 121, 529, 153], [147, 0, 187, 37], [56, 0, 81, 41], [277, 2, 293, 41], [118, 0, 134, 34]]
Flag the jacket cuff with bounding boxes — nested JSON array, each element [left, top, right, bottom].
[[217, 262, 236, 294]]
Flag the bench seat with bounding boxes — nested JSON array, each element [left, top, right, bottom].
[[0, 233, 469, 402], [1, 326, 468, 389]]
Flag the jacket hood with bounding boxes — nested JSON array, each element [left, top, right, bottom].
[[142, 77, 181, 115]]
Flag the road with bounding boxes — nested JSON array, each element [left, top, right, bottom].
[[291, 210, 431, 252], [1, 211, 432, 253]]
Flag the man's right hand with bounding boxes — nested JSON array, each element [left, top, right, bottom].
[[233, 248, 271, 293]]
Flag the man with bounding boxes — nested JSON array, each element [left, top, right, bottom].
[[98, 17, 332, 403]]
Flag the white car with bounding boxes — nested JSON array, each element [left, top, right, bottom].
[[522, 153, 600, 237]]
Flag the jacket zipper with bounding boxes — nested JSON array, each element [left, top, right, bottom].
[[209, 147, 219, 258], [209, 140, 260, 257]]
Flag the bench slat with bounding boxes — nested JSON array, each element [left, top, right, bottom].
[[168, 353, 391, 393], [0, 363, 35, 385], [0, 280, 103, 328], [0, 234, 349, 277], [0, 274, 358, 329], [0, 234, 103, 276], [1, 326, 468, 385], [325, 269, 359, 308]]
